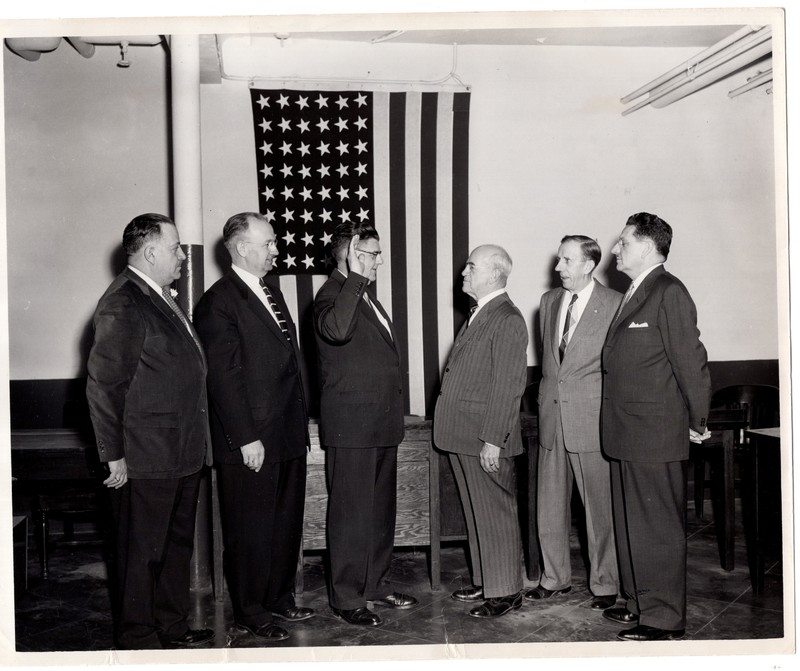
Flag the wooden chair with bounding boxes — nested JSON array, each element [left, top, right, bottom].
[[692, 384, 780, 571]]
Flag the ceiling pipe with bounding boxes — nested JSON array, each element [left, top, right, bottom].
[[620, 25, 762, 104], [4, 36, 62, 61], [728, 67, 773, 99], [65, 36, 95, 58], [622, 28, 772, 114]]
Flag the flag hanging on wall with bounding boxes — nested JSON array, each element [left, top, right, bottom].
[[249, 87, 471, 417]]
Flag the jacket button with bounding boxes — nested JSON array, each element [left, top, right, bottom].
[[602, 369, 608, 374], [445, 367, 450, 372]]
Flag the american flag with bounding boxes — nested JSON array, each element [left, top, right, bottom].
[[249, 88, 472, 417], [250, 89, 374, 274]]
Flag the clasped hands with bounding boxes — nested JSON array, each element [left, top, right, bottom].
[[689, 428, 712, 444]]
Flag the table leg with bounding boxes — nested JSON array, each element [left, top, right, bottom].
[[721, 428, 735, 571], [429, 442, 441, 591]]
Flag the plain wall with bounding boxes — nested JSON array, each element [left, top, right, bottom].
[[3, 31, 781, 380]]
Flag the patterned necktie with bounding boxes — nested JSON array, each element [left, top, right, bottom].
[[260, 279, 291, 340], [559, 293, 579, 362], [161, 287, 204, 355]]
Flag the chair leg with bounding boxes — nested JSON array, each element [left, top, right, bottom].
[[694, 457, 706, 519]]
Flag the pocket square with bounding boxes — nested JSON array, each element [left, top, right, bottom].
[[628, 321, 649, 328]]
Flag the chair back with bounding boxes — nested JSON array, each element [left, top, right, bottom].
[[711, 384, 780, 442]]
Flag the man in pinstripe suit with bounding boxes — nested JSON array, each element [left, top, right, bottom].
[[433, 244, 529, 619]]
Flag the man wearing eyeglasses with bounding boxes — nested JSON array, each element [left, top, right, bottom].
[[313, 221, 418, 627], [195, 212, 312, 643]]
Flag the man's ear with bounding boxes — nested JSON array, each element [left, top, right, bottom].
[[143, 243, 157, 266]]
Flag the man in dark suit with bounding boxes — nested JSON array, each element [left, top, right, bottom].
[[601, 212, 711, 641], [313, 221, 418, 627], [530, 236, 620, 610], [433, 245, 529, 619], [194, 212, 312, 643], [86, 213, 214, 649]]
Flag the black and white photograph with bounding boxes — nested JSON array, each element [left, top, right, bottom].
[[0, 1, 794, 670]]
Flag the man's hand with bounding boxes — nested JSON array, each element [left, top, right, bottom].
[[479, 442, 501, 474], [346, 234, 366, 277], [689, 428, 712, 444], [241, 440, 265, 472], [103, 457, 128, 489]]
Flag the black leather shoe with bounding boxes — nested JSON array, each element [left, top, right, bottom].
[[523, 584, 571, 601], [590, 595, 618, 610], [235, 622, 290, 641], [167, 628, 215, 647], [603, 606, 639, 624], [452, 586, 484, 602], [616, 624, 685, 641], [468, 592, 523, 619], [369, 592, 418, 609], [331, 606, 383, 627], [272, 606, 315, 622]]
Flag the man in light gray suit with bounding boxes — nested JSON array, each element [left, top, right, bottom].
[[434, 244, 529, 619], [526, 236, 622, 611]]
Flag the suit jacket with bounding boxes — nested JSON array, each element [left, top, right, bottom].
[[538, 280, 621, 453], [194, 270, 309, 464], [434, 293, 529, 457], [313, 269, 404, 448], [86, 268, 209, 479], [601, 265, 711, 463]]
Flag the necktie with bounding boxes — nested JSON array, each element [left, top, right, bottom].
[[559, 293, 578, 362], [613, 283, 636, 323], [161, 287, 204, 355], [260, 279, 291, 340], [467, 305, 478, 325]]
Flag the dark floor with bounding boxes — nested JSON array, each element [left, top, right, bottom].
[[11, 501, 786, 658]]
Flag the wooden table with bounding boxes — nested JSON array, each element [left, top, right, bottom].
[[703, 407, 750, 572]]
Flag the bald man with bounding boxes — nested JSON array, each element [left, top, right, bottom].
[[434, 245, 529, 619]]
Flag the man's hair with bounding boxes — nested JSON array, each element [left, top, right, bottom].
[[122, 213, 174, 256], [483, 245, 513, 285], [329, 221, 380, 263], [222, 212, 269, 254], [626, 212, 672, 259], [560, 234, 601, 270]]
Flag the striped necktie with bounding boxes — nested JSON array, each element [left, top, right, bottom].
[[559, 293, 578, 362], [260, 279, 291, 340], [161, 287, 204, 355]]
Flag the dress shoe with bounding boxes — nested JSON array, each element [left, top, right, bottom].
[[452, 586, 484, 602], [272, 605, 315, 622], [616, 624, 685, 641], [602, 606, 639, 625], [331, 606, 383, 627], [166, 628, 215, 647], [468, 592, 523, 619], [523, 584, 571, 601], [590, 594, 618, 610], [235, 622, 290, 641], [369, 592, 418, 609]]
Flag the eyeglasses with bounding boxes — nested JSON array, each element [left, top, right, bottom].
[[356, 248, 382, 258], [243, 239, 278, 249]]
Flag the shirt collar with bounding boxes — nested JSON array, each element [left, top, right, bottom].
[[128, 265, 165, 296], [476, 287, 507, 309]]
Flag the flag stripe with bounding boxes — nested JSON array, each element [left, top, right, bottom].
[[420, 92, 441, 417], [388, 92, 411, 415], [435, 92, 456, 385], [451, 92, 472, 339], [372, 93, 393, 314], [403, 93, 426, 418]]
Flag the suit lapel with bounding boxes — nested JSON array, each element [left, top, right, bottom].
[[365, 290, 398, 350], [609, 266, 664, 337], [549, 291, 565, 364], [125, 268, 207, 367]]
